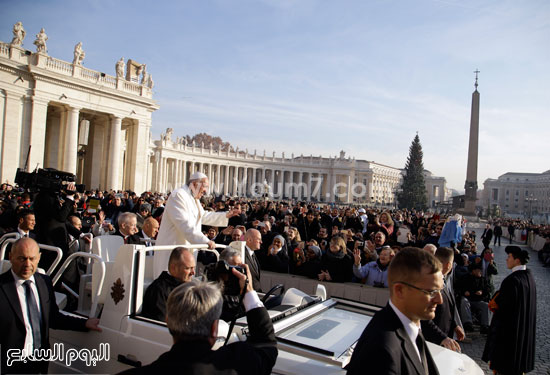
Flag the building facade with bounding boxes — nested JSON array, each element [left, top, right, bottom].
[[481, 171, 550, 219], [0, 24, 159, 193], [149, 131, 448, 206]]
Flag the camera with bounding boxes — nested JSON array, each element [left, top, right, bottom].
[[15, 168, 85, 193], [204, 260, 245, 296]]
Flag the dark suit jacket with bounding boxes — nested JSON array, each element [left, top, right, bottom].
[[347, 304, 440, 375], [33, 192, 75, 271], [421, 282, 459, 342], [244, 247, 262, 293], [141, 271, 182, 322], [0, 270, 88, 374], [114, 230, 142, 245], [120, 306, 278, 375], [481, 228, 493, 246]]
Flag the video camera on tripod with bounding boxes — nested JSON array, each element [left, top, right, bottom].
[[15, 168, 85, 193]]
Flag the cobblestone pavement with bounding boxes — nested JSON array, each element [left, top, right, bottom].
[[460, 221, 550, 374]]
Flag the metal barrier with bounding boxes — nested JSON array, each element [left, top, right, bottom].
[[51, 252, 105, 318]]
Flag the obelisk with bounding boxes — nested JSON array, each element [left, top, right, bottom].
[[463, 70, 480, 215]]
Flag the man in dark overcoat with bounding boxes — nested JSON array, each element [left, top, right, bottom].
[[482, 246, 536, 375]]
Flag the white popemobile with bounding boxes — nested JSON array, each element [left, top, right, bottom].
[[0, 234, 483, 374]]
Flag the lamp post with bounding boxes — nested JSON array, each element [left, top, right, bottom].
[[525, 194, 537, 220]]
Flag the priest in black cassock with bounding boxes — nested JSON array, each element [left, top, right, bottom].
[[482, 246, 536, 375]]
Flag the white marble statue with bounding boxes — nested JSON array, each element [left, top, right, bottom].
[[72, 42, 85, 65], [140, 64, 147, 84], [136, 64, 145, 81], [10, 22, 26, 46], [145, 73, 154, 88], [164, 128, 173, 142], [116, 58, 125, 78], [34, 28, 48, 53]]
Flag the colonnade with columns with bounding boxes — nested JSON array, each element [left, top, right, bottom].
[[40, 103, 151, 193], [149, 154, 389, 203], [1, 38, 158, 193]]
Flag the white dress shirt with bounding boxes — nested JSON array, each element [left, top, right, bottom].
[[11, 270, 42, 355], [389, 299, 422, 362]]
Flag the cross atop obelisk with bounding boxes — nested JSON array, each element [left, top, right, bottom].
[[463, 70, 480, 215]]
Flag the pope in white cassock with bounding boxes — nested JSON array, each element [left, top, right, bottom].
[[153, 172, 241, 278]]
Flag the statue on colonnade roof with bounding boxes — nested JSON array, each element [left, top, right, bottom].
[[73, 42, 85, 65], [34, 28, 48, 54], [162, 128, 173, 142], [116, 57, 125, 78], [10, 22, 26, 46]]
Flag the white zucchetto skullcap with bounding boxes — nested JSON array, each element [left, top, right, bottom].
[[189, 172, 208, 181]]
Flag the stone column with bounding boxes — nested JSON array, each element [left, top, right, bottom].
[[182, 160, 187, 185], [107, 115, 122, 190], [216, 164, 221, 194], [63, 107, 80, 174], [174, 158, 180, 187], [208, 163, 213, 194], [154, 153, 161, 192], [0, 91, 23, 182], [224, 165, 229, 196], [251, 168, 257, 197], [235, 166, 240, 196], [243, 167, 248, 197], [270, 170, 275, 197], [163, 158, 169, 192], [159, 157, 165, 193], [329, 173, 336, 202], [347, 174, 353, 204], [190, 161, 195, 175], [307, 172, 312, 200], [146, 152, 152, 192], [318, 173, 323, 201], [28, 98, 49, 173], [298, 172, 303, 199], [288, 171, 293, 198], [367, 172, 374, 205]]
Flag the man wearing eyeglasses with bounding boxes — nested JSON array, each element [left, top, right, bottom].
[[347, 247, 443, 375]]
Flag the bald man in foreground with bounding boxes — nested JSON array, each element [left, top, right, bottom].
[[0, 238, 101, 374]]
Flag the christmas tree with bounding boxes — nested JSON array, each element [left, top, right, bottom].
[[397, 134, 428, 210]]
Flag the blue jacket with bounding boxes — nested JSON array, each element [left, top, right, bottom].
[[352, 260, 389, 287]]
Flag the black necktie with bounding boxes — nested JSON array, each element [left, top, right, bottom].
[[252, 252, 260, 273], [23, 280, 42, 350], [416, 331, 429, 375]]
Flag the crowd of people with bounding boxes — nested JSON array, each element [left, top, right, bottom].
[[1, 181, 549, 293], [0, 178, 541, 374]]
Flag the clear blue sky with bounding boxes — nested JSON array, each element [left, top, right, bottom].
[[2, 0, 549, 191]]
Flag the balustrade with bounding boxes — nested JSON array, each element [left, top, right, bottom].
[[0, 42, 9, 57], [46, 56, 73, 74]]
